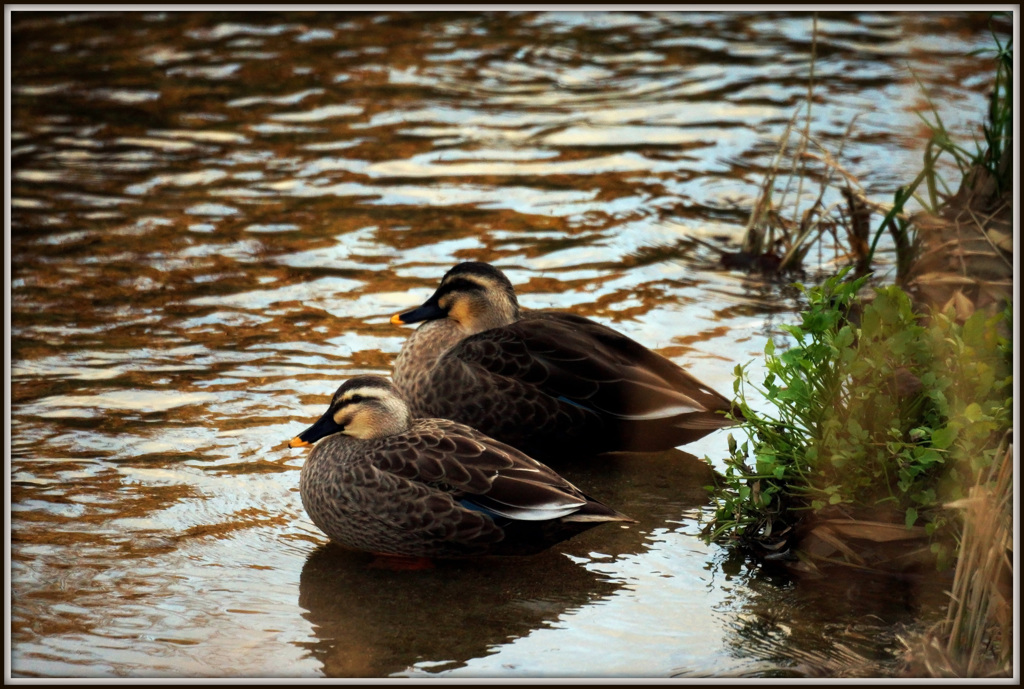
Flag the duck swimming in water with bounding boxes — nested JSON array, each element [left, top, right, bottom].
[[289, 375, 632, 558], [390, 261, 739, 462]]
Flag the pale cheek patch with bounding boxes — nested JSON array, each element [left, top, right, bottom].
[[447, 300, 469, 324], [341, 409, 375, 439], [332, 409, 354, 430]]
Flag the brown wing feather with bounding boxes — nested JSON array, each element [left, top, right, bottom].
[[444, 312, 733, 419], [369, 419, 614, 522]]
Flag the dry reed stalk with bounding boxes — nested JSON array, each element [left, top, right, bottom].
[[790, 11, 818, 237], [777, 118, 864, 271], [739, 12, 881, 274], [741, 109, 800, 256], [741, 112, 867, 273]]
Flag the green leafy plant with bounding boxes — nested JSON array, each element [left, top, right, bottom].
[[704, 269, 1012, 569], [975, 20, 1013, 190]]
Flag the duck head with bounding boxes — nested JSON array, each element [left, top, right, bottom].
[[289, 376, 412, 447], [390, 262, 521, 336]]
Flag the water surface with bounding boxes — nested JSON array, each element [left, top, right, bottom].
[[9, 9, 1008, 678]]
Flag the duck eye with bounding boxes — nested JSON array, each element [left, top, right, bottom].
[[440, 277, 485, 297]]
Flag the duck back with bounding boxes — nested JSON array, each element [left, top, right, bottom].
[[392, 311, 738, 462]]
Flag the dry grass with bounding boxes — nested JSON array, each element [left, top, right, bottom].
[[899, 152, 1014, 323], [898, 433, 1014, 677], [740, 107, 873, 274]]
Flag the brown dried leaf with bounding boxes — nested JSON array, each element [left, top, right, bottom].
[[804, 524, 865, 563], [985, 229, 1013, 253], [942, 290, 975, 322], [820, 518, 927, 542], [909, 272, 976, 286]]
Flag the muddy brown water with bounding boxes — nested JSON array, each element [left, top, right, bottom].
[[10, 10, 1007, 678]]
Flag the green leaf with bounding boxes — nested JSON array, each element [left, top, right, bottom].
[[964, 402, 985, 422], [833, 324, 855, 350], [930, 426, 957, 450], [905, 507, 918, 528], [916, 449, 943, 467], [848, 417, 863, 439]]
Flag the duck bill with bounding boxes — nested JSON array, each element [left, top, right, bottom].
[[289, 411, 344, 448], [390, 298, 446, 325]]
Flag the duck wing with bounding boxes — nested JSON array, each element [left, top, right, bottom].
[[449, 312, 735, 423], [371, 419, 627, 524]]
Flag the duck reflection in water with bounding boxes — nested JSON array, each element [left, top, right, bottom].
[[288, 376, 634, 560], [297, 543, 622, 677], [391, 262, 741, 464]]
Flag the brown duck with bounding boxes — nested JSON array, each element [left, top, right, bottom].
[[391, 261, 739, 462], [289, 375, 632, 558]]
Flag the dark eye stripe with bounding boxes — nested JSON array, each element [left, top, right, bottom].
[[438, 277, 485, 298]]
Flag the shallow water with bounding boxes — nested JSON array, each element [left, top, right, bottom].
[[9, 9, 1008, 678]]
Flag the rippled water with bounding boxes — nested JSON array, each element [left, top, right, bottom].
[[10, 10, 1007, 678]]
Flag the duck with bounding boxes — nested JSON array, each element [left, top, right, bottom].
[[289, 375, 633, 558], [390, 261, 740, 462]]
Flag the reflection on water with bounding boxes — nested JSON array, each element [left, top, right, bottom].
[[10, 9, 1009, 678], [298, 544, 621, 677], [708, 551, 955, 678]]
